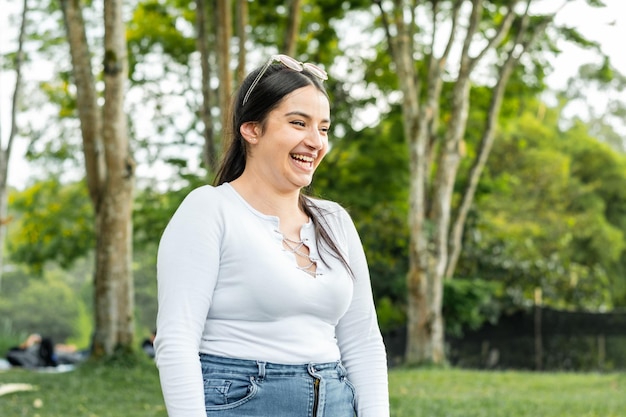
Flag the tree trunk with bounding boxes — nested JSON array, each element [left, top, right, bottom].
[[96, 0, 135, 354], [446, 60, 515, 279], [60, 0, 105, 207], [235, 0, 248, 84], [196, 0, 217, 173], [283, 0, 302, 56], [0, 0, 28, 292], [215, 0, 232, 138], [61, 0, 135, 357]]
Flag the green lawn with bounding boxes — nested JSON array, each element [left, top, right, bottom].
[[1, 361, 624, 416], [389, 367, 625, 417]]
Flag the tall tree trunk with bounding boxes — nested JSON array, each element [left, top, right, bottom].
[[215, 0, 232, 138], [97, 0, 135, 354], [60, 0, 106, 207], [61, 0, 134, 357], [235, 0, 248, 84], [196, 0, 217, 173], [0, 0, 28, 292], [283, 0, 302, 56]]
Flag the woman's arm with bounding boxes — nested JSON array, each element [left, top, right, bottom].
[[154, 186, 222, 417], [335, 208, 390, 417]]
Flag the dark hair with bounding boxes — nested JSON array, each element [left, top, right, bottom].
[[215, 63, 327, 184], [214, 62, 352, 277]]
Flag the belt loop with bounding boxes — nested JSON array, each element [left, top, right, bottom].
[[256, 361, 266, 380], [336, 361, 346, 380]]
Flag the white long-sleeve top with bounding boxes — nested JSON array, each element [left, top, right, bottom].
[[154, 183, 389, 417]]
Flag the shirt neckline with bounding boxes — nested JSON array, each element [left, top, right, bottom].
[[221, 182, 313, 231]]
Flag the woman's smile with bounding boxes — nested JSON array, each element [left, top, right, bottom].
[[290, 152, 316, 170]]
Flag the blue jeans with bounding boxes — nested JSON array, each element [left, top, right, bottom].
[[200, 353, 357, 416]]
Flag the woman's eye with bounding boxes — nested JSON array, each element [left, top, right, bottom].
[[320, 127, 330, 134], [291, 120, 306, 127]]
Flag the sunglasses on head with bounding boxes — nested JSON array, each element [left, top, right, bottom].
[[242, 54, 329, 106]]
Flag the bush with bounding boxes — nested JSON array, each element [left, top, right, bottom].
[[443, 278, 506, 337], [0, 273, 91, 346], [376, 296, 406, 333]]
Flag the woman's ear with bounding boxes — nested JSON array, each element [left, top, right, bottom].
[[240, 122, 259, 144]]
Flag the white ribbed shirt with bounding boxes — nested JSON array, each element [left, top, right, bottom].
[[154, 183, 389, 417]]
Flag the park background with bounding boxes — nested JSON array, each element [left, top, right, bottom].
[[1, 0, 626, 415]]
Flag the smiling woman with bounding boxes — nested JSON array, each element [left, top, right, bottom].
[[153, 54, 390, 417], [237, 85, 330, 197]]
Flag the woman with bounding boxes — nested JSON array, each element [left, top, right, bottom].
[[155, 54, 389, 417]]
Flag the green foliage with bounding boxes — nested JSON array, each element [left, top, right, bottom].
[[247, 0, 364, 58], [314, 112, 409, 303], [133, 248, 159, 334], [442, 278, 507, 337], [39, 75, 77, 119], [133, 175, 207, 250], [556, 26, 601, 50], [7, 179, 94, 275], [127, 1, 196, 77], [0, 272, 91, 344], [458, 105, 626, 309], [376, 296, 406, 333]]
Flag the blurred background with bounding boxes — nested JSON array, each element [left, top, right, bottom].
[[0, 0, 625, 372]]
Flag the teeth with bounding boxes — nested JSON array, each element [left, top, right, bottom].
[[291, 154, 314, 162]]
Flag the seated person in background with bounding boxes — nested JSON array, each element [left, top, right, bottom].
[[6, 334, 57, 368], [5, 334, 86, 368], [141, 329, 156, 358]]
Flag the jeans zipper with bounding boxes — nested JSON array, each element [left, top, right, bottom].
[[312, 377, 320, 416]]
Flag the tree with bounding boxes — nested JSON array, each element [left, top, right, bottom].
[[561, 59, 626, 153], [283, 0, 302, 56], [215, 0, 232, 145], [458, 105, 626, 310], [235, 0, 248, 83], [7, 179, 94, 275], [0, 272, 91, 344], [0, 0, 28, 291], [195, 0, 217, 171], [60, 0, 135, 357], [373, 0, 596, 364]]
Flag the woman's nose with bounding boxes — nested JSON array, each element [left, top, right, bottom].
[[305, 128, 324, 149]]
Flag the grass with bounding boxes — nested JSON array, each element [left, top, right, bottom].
[[390, 367, 626, 417], [1, 361, 625, 417], [0, 358, 166, 417]]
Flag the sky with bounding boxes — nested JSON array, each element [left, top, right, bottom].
[[1, 0, 625, 190], [546, 0, 626, 87]]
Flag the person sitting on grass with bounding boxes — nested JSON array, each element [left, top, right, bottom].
[[5, 333, 86, 368], [5, 333, 57, 368]]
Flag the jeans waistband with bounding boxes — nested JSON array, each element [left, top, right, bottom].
[[199, 353, 345, 379]]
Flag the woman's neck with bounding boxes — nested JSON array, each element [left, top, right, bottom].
[[229, 174, 308, 229]]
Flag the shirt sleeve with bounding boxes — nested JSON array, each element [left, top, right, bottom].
[[154, 186, 222, 417], [334, 207, 390, 417]]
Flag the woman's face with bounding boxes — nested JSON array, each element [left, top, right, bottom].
[[244, 85, 331, 192]]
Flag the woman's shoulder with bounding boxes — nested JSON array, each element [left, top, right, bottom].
[[308, 195, 342, 211], [307, 196, 352, 223], [171, 184, 238, 217], [182, 183, 231, 204]]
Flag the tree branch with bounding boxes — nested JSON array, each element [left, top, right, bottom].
[[445, 0, 556, 278], [60, 0, 105, 208]]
